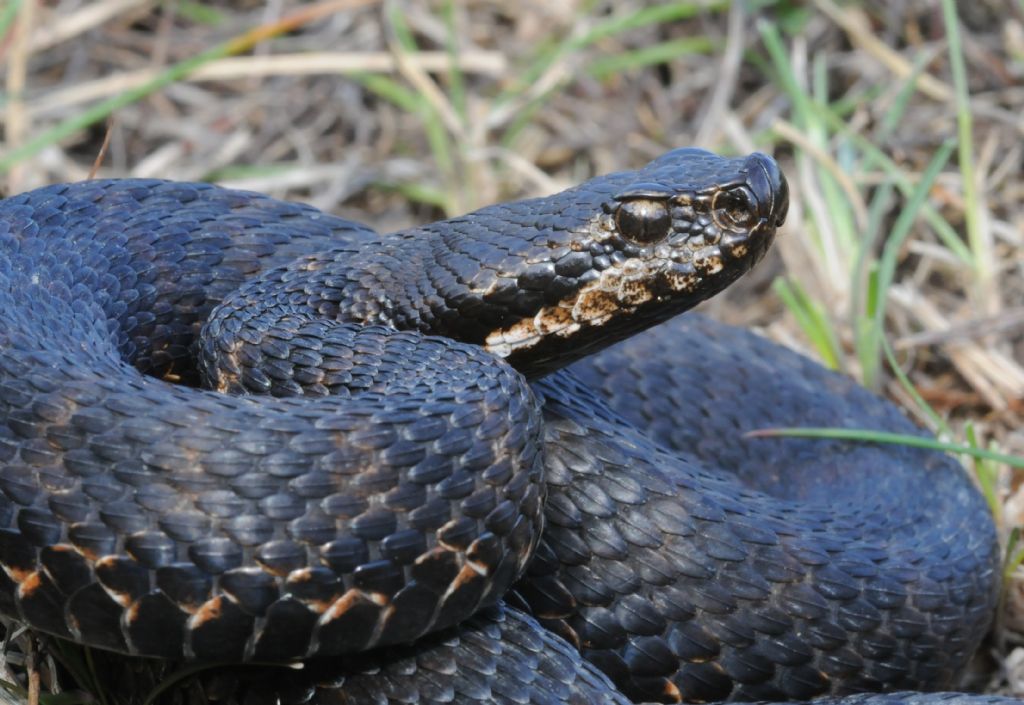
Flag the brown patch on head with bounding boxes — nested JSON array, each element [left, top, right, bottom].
[[483, 173, 776, 363], [665, 267, 698, 291], [534, 305, 575, 335], [692, 247, 724, 275], [484, 265, 654, 358], [572, 287, 622, 326], [728, 243, 748, 258], [616, 277, 654, 306]]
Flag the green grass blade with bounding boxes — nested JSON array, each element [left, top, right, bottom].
[[510, 0, 726, 95], [811, 56, 857, 259], [876, 52, 933, 146], [587, 37, 713, 80], [799, 100, 971, 263], [177, 2, 227, 25], [746, 426, 1024, 470], [350, 72, 421, 113], [373, 180, 450, 210], [442, 0, 467, 122], [966, 422, 1002, 520], [498, 1, 727, 148], [849, 183, 893, 378], [880, 336, 950, 436], [1, 43, 230, 173], [761, 18, 970, 266], [1004, 528, 1024, 592], [383, 2, 457, 213], [581, 2, 725, 44], [940, 0, 984, 276], [862, 138, 955, 386], [1, 2, 351, 174], [759, 20, 816, 130], [1000, 526, 1024, 637], [386, 0, 418, 52], [0, 0, 22, 43], [349, 73, 456, 212], [772, 278, 842, 370], [853, 267, 882, 387], [201, 163, 301, 182]]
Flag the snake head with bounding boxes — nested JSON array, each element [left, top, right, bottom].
[[607, 148, 786, 284], [482, 148, 789, 375]]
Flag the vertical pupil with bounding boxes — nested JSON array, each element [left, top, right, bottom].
[[617, 200, 668, 244]]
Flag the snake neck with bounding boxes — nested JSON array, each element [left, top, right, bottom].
[[204, 149, 788, 381]]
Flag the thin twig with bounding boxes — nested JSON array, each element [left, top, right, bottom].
[[88, 119, 116, 178]]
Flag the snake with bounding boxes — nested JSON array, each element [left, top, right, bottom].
[[0, 148, 1013, 705]]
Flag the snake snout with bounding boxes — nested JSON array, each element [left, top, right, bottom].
[[744, 152, 789, 228]]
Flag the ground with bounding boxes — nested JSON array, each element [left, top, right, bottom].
[[0, 0, 1022, 702]]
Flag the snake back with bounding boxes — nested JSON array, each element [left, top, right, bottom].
[[0, 149, 784, 663], [0, 155, 1009, 705]]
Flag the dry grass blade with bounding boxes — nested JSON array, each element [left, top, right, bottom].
[[889, 286, 1024, 410], [812, 0, 953, 102], [3, 0, 34, 193], [26, 51, 506, 119], [0, 0, 382, 178], [772, 117, 868, 232], [693, 0, 745, 146], [29, 0, 154, 52]]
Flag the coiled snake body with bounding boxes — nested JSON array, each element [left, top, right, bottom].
[[0, 150, 1009, 704]]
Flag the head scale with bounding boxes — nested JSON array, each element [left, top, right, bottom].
[[479, 148, 789, 376]]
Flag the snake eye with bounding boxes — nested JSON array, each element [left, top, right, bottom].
[[614, 199, 670, 244], [711, 188, 757, 231]]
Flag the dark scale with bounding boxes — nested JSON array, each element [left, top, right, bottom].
[[0, 151, 1010, 704]]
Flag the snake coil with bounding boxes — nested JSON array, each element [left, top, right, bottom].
[[0, 150, 1009, 704]]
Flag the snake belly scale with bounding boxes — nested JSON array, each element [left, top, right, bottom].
[[0, 149, 1009, 704]]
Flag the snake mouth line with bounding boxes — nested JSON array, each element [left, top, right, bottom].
[[484, 234, 773, 361]]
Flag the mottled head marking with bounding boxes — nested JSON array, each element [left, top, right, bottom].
[[482, 148, 788, 375]]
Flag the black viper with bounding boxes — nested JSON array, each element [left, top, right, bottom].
[[0, 149, 1011, 704]]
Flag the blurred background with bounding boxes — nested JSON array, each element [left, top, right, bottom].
[[1, 0, 1023, 701]]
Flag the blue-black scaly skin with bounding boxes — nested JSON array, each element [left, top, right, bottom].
[[522, 315, 1000, 703], [0, 179, 545, 662], [200, 148, 784, 383], [0, 148, 778, 669], [0, 151, 1006, 705]]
